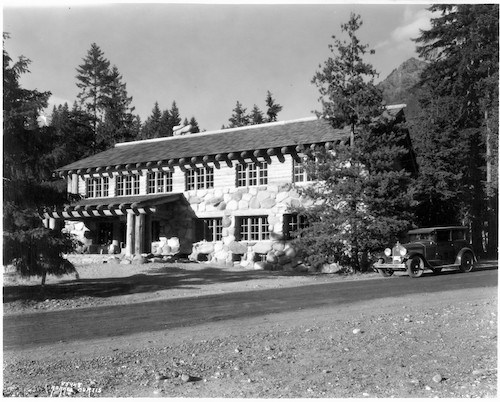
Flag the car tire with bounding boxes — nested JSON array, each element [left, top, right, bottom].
[[459, 251, 474, 273], [406, 256, 425, 278], [379, 268, 394, 277], [376, 259, 394, 277]]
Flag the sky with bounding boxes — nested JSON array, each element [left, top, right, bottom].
[[2, 1, 434, 132]]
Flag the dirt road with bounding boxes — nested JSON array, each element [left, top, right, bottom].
[[4, 269, 497, 349], [3, 267, 497, 398]]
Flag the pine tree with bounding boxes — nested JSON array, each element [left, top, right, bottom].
[[98, 65, 137, 147], [158, 108, 171, 137], [3, 35, 76, 285], [413, 4, 499, 254], [168, 101, 182, 135], [189, 117, 200, 133], [250, 104, 264, 125], [312, 13, 383, 142], [141, 102, 162, 139], [293, 14, 415, 272], [75, 43, 111, 148], [265, 91, 282, 122], [49, 102, 95, 167], [228, 101, 250, 127]]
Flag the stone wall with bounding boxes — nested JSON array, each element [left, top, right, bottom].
[[185, 182, 312, 270]]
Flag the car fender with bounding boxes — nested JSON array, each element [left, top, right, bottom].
[[455, 248, 476, 265], [405, 251, 431, 268]]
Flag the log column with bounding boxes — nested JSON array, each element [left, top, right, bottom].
[[144, 215, 152, 254], [49, 218, 63, 231], [71, 173, 78, 195], [135, 213, 146, 255], [125, 212, 135, 256]]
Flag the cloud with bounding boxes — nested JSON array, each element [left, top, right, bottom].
[[374, 7, 433, 50], [391, 8, 433, 43]]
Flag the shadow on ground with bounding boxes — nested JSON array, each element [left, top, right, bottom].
[[4, 262, 496, 304], [3, 265, 311, 303]]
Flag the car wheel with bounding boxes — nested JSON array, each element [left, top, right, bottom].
[[376, 258, 394, 277], [406, 256, 425, 278], [380, 268, 394, 277], [459, 251, 474, 273], [432, 268, 442, 275]]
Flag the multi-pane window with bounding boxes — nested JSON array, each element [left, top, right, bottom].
[[283, 213, 308, 239], [116, 174, 140, 196], [293, 159, 312, 183], [196, 218, 223, 242], [185, 167, 214, 190], [238, 216, 270, 241], [236, 162, 268, 187], [86, 177, 109, 198], [147, 171, 172, 194]]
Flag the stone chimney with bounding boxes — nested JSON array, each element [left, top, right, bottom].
[[173, 124, 192, 136]]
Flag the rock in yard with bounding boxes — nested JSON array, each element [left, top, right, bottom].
[[181, 374, 192, 382], [432, 374, 443, 383]]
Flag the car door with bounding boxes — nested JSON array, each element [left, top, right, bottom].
[[451, 229, 469, 258], [435, 229, 455, 264]]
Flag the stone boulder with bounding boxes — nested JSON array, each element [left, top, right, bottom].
[[228, 241, 247, 255], [252, 242, 272, 254], [266, 251, 278, 264], [197, 242, 215, 254]]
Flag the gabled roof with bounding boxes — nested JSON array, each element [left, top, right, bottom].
[[57, 117, 350, 172]]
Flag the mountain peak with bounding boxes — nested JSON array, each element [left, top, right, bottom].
[[378, 58, 428, 104]]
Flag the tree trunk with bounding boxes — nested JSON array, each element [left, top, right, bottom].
[[485, 109, 498, 257]]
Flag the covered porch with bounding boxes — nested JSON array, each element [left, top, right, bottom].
[[42, 193, 190, 256]]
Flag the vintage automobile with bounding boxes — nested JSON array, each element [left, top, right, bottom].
[[373, 226, 476, 278]]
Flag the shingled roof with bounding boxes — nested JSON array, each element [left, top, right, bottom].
[[58, 117, 349, 172], [58, 106, 405, 173]]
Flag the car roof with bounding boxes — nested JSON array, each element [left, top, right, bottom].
[[407, 226, 467, 235]]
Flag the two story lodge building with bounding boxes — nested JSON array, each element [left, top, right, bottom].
[[43, 107, 410, 267]]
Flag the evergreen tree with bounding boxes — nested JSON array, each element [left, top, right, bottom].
[[265, 91, 282, 122], [312, 13, 383, 142], [98, 65, 138, 147], [189, 116, 200, 133], [75, 43, 111, 147], [413, 4, 499, 254], [250, 104, 265, 125], [228, 100, 250, 127], [158, 108, 171, 137], [49, 102, 95, 167], [141, 102, 162, 139], [168, 101, 182, 134], [3, 36, 76, 285], [293, 14, 415, 271]]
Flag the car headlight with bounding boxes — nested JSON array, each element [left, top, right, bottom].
[[384, 248, 391, 257], [400, 246, 407, 256]]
